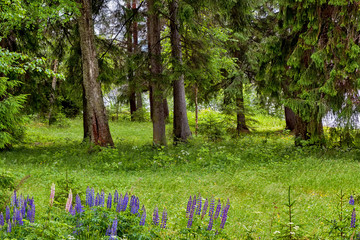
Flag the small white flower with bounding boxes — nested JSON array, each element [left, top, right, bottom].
[[273, 231, 280, 234]]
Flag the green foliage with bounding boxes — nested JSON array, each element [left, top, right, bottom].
[[0, 170, 15, 208], [0, 77, 27, 150]]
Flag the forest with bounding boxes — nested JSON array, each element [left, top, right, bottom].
[[1, 0, 360, 239]]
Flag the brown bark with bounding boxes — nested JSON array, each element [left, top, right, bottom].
[[236, 82, 249, 135], [169, 0, 192, 142], [82, 83, 89, 139], [127, 1, 137, 121], [48, 59, 58, 125], [78, 0, 114, 147], [285, 106, 296, 131], [294, 113, 324, 146], [148, 0, 167, 146]]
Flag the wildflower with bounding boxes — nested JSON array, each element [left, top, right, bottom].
[[107, 193, 112, 209], [7, 220, 11, 233], [100, 190, 105, 207], [161, 208, 167, 229], [186, 196, 192, 218], [351, 208, 356, 228], [220, 199, 230, 229], [0, 213, 4, 227], [139, 205, 146, 226], [16, 208, 23, 226], [153, 207, 159, 225], [50, 183, 55, 207], [95, 193, 100, 206], [187, 197, 197, 228], [5, 206, 10, 222], [86, 187, 94, 207], [214, 199, 221, 220], [70, 205, 76, 216], [109, 218, 118, 240], [27, 203, 35, 223], [75, 195, 84, 213], [201, 199, 208, 220], [122, 193, 129, 211], [116, 199, 122, 212], [12, 190, 18, 207], [350, 195, 355, 205], [196, 194, 202, 215], [207, 198, 215, 231], [207, 214, 214, 231], [21, 201, 26, 218], [65, 189, 73, 212], [114, 190, 119, 204]]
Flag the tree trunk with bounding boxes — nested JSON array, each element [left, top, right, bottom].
[[169, 0, 191, 142], [148, 0, 167, 146], [236, 82, 249, 135], [48, 59, 58, 125], [294, 112, 324, 146], [82, 83, 89, 139], [78, 0, 114, 147], [127, 1, 137, 121], [136, 92, 143, 108], [285, 106, 296, 131]]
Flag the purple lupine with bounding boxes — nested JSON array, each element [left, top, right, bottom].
[[12, 190, 18, 207], [107, 193, 112, 209], [139, 205, 146, 226], [161, 208, 167, 229], [75, 195, 84, 213], [201, 199, 208, 220], [0, 213, 4, 227], [207, 198, 215, 231], [70, 205, 76, 216], [186, 196, 192, 218], [114, 190, 119, 204], [12, 208, 16, 227], [116, 200, 122, 213], [5, 206, 10, 222], [16, 208, 23, 226], [7, 220, 11, 233], [214, 199, 221, 220], [220, 199, 230, 229], [131, 197, 139, 214], [122, 193, 129, 211], [90, 188, 95, 207], [130, 196, 135, 213], [153, 207, 159, 225], [27, 204, 35, 223], [21, 201, 26, 218], [187, 196, 197, 228], [196, 194, 202, 215], [86, 187, 94, 207], [109, 218, 118, 240], [100, 190, 105, 207], [95, 193, 100, 206], [350, 195, 355, 205], [351, 208, 356, 228]]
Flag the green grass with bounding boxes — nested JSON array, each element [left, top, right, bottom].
[[1, 115, 360, 239]]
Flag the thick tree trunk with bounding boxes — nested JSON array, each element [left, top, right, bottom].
[[127, 1, 137, 121], [236, 82, 249, 135], [148, 0, 167, 146], [294, 112, 324, 146], [48, 59, 58, 125], [136, 92, 143, 108], [78, 0, 114, 147], [169, 0, 191, 142], [285, 106, 296, 131]]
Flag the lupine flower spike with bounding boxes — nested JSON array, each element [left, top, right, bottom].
[[214, 199, 221, 220], [109, 218, 118, 240], [114, 190, 119, 204], [65, 189, 73, 212], [50, 183, 55, 207], [196, 194, 202, 215], [75, 194, 84, 213], [0, 213, 4, 227], [153, 207, 159, 225], [207, 198, 215, 231], [220, 199, 230, 229], [161, 208, 167, 229], [186, 196, 192, 218], [107, 193, 112, 209], [7, 220, 11, 233], [351, 208, 356, 228], [201, 199, 208, 220], [139, 205, 146, 226], [187, 196, 197, 228], [350, 195, 355, 205], [6, 206, 10, 222]]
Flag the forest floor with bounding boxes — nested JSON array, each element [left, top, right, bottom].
[[1, 115, 360, 239]]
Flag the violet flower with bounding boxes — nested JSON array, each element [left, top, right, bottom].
[[140, 205, 146, 226], [107, 193, 112, 209], [186, 196, 192, 218], [351, 208, 356, 228], [7, 220, 11, 233], [0, 212, 4, 227], [220, 199, 230, 229], [187, 197, 197, 228], [214, 199, 221, 220], [161, 208, 167, 229], [100, 190, 105, 207], [114, 190, 119, 204], [196, 194, 202, 215], [16, 208, 23, 226], [5, 206, 10, 222], [122, 193, 129, 211], [109, 218, 118, 240], [201, 199, 208, 220], [75, 195, 84, 213], [350, 195, 355, 205], [153, 207, 159, 225], [95, 193, 100, 206]]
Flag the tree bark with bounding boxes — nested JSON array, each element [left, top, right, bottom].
[[48, 59, 58, 125], [236, 82, 249, 135], [169, 0, 192, 142], [148, 0, 167, 146], [294, 112, 324, 146], [78, 0, 114, 147], [284, 106, 296, 131], [82, 82, 89, 139]]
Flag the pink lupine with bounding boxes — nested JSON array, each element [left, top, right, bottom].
[[65, 189, 73, 212], [50, 183, 55, 207]]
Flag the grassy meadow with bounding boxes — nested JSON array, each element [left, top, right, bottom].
[[1, 114, 360, 239]]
